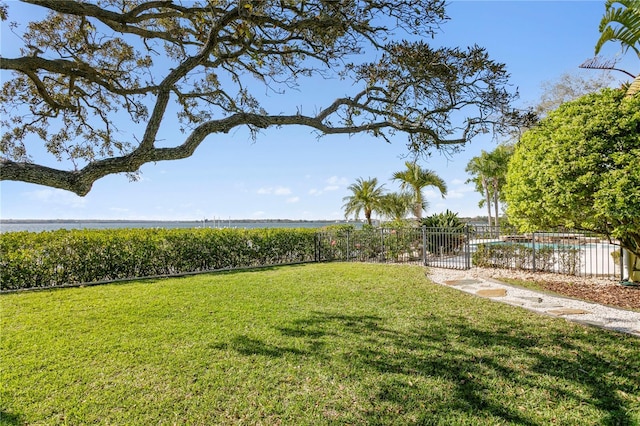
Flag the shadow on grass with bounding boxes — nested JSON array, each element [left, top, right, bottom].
[[0, 262, 311, 294], [0, 409, 24, 426], [227, 311, 639, 424], [228, 335, 309, 357]]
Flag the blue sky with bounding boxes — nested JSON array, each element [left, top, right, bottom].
[[0, 1, 635, 221]]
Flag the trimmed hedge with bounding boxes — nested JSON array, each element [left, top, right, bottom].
[[1, 226, 429, 290], [472, 243, 582, 275], [0, 228, 319, 290]]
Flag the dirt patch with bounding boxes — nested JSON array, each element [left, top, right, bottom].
[[524, 279, 640, 311]]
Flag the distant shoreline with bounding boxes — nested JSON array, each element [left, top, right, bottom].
[[0, 217, 491, 233], [0, 219, 361, 233], [0, 219, 355, 224]]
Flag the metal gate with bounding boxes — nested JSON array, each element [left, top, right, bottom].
[[317, 226, 473, 270], [422, 226, 472, 270]]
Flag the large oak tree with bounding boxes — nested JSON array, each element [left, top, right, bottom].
[[1, 0, 515, 195]]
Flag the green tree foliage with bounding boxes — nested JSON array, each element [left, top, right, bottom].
[[392, 161, 447, 220], [0, 0, 516, 195], [596, 0, 640, 58], [504, 89, 640, 258], [379, 191, 413, 223], [342, 177, 386, 226]]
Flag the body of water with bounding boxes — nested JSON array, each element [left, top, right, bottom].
[[0, 220, 359, 233]]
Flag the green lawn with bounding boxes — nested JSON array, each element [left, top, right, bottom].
[[2, 263, 639, 425]]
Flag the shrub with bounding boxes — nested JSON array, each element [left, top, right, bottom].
[[472, 242, 580, 274], [0, 228, 318, 290], [421, 210, 465, 229]]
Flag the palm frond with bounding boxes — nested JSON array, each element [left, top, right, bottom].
[[596, 0, 640, 58]]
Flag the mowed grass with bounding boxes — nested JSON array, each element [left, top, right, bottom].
[[2, 263, 639, 425]]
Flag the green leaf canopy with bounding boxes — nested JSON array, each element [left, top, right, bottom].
[[505, 89, 640, 257]]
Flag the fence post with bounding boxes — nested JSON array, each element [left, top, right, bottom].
[[465, 225, 471, 269], [422, 226, 427, 266], [532, 231, 537, 272], [346, 229, 350, 262], [620, 247, 625, 281], [380, 228, 385, 262]]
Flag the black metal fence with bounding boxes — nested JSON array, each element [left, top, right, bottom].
[[317, 225, 623, 280], [4, 225, 624, 292], [316, 227, 471, 268], [470, 228, 622, 280], [316, 227, 426, 264]]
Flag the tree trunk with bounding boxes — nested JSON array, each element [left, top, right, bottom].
[[493, 179, 499, 228], [365, 209, 373, 226], [483, 178, 492, 227], [623, 249, 640, 282], [625, 75, 640, 98]]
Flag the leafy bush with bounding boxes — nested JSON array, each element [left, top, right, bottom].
[[421, 210, 465, 229], [556, 248, 582, 275], [0, 228, 318, 290], [472, 243, 578, 274]]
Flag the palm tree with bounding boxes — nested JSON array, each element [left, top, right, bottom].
[[596, 0, 640, 58], [379, 191, 413, 223], [595, 0, 640, 97], [392, 162, 447, 220], [466, 145, 513, 227], [465, 154, 493, 226], [342, 177, 386, 225]]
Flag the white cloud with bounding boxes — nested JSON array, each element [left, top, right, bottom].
[[274, 186, 292, 195], [24, 189, 87, 209], [309, 176, 348, 196], [286, 197, 300, 203], [326, 176, 348, 186], [446, 182, 476, 199], [446, 190, 466, 199], [257, 186, 292, 196]]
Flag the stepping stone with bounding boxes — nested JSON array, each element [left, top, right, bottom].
[[476, 289, 507, 297], [443, 279, 482, 286], [546, 308, 591, 316], [538, 303, 564, 309], [574, 319, 606, 327]]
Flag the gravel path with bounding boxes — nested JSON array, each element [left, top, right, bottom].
[[427, 267, 640, 337]]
